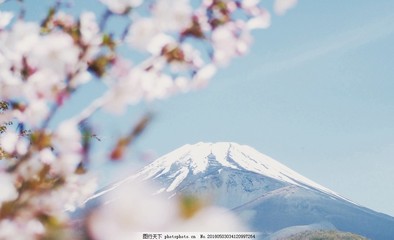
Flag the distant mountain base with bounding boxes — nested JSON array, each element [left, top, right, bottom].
[[274, 230, 368, 240]]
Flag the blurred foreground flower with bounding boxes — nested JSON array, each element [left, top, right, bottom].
[[88, 181, 247, 240], [0, 0, 296, 238]]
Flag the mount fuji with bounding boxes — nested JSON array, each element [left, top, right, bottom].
[[91, 142, 394, 239]]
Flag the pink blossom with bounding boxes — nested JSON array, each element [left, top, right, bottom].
[[32, 175, 97, 213], [21, 100, 50, 127], [147, 34, 175, 56], [88, 182, 178, 239], [174, 207, 247, 232], [247, 10, 271, 29], [0, 131, 18, 153], [274, 0, 298, 15], [0, 11, 13, 29], [212, 24, 238, 65], [28, 32, 80, 75], [80, 12, 101, 48], [242, 0, 261, 10], [0, 219, 45, 240], [152, 0, 193, 32], [5, 21, 40, 57], [99, 0, 143, 14], [127, 18, 160, 52], [0, 173, 18, 206], [53, 12, 75, 29], [24, 69, 63, 101], [192, 64, 217, 89], [52, 121, 82, 175]]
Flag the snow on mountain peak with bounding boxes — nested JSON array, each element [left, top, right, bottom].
[[93, 142, 348, 203], [124, 142, 342, 199]]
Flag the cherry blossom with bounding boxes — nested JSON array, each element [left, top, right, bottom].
[[211, 23, 241, 65], [2, 21, 40, 60], [127, 18, 160, 51], [0, 131, 19, 153], [88, 181, 246, 239], [247, 10, 271, 30], [29, 32, 80, 75], [19, 99, 50, 127], [175, 207, 247, 232], [80, 12, 101, 45], [0, 0, 297, 238], [152, 0, 193, 32], [0, 173, 18, 206], [52, 121, 83, 175], [0, 11, 13, 29], [274, 0, 298, 15], [88, 182, 178, 239], [0, 219, 45, 240], [192, 64, 217, 89], [99, 0, 143, 14]]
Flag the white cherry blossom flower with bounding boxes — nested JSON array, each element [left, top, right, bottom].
[[247, 10, 271, 29], [99, 0, 143, 14], [22, 100, 50, 128], [24, 69, 63, 101], [88, 182, 179, 240], [15, 139, 28, 156], [104, 61, 178, 113], [103, 71, 143, 114], [152, 0, 193, 32], [0, 131, 18, 153], [194, 8, 211, 32], [174, 76, 190, 92], [142, 72, 174, 101], [54, 12, 75, 28], [1, 21, 39, 66], [55, 153, 82, 176], [242, 0, 260, 10], [127, 18, 160, 52], [0, 11, 13, 29], [0, 61, 23, 99], [146, 33, 175, 56], [192, 64, 216, 89], [0, 173, 18, 206], [52, 121, 82, 175], [28, 32, 80, 75], [39, 148, 56, 165], [0, 220, 21, 240], [0, 129, 27, 156], [80, 12, 101, 47], [88, 181, 247, 238], [70, 69, 92, 88], [174, 207, 247, 232], [212, 23, 238, 65], [274, 0, 298, 15], [169, 43, 204, 71], [17, 156, 44, 181], [0, 219, 45, 240], [109, 57, 133, 80], [31, 175, 97, 213], [54, 121, 81, 154]]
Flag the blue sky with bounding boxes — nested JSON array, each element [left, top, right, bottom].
[[3, 0, 394, 217]]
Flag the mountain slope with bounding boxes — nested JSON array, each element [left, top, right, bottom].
[[90, 142, 394, 239]]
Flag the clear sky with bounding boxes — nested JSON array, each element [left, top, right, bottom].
[[4, 0, 394, 217]]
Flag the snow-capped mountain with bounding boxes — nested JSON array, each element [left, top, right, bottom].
[[91, 142, 394, 239]]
